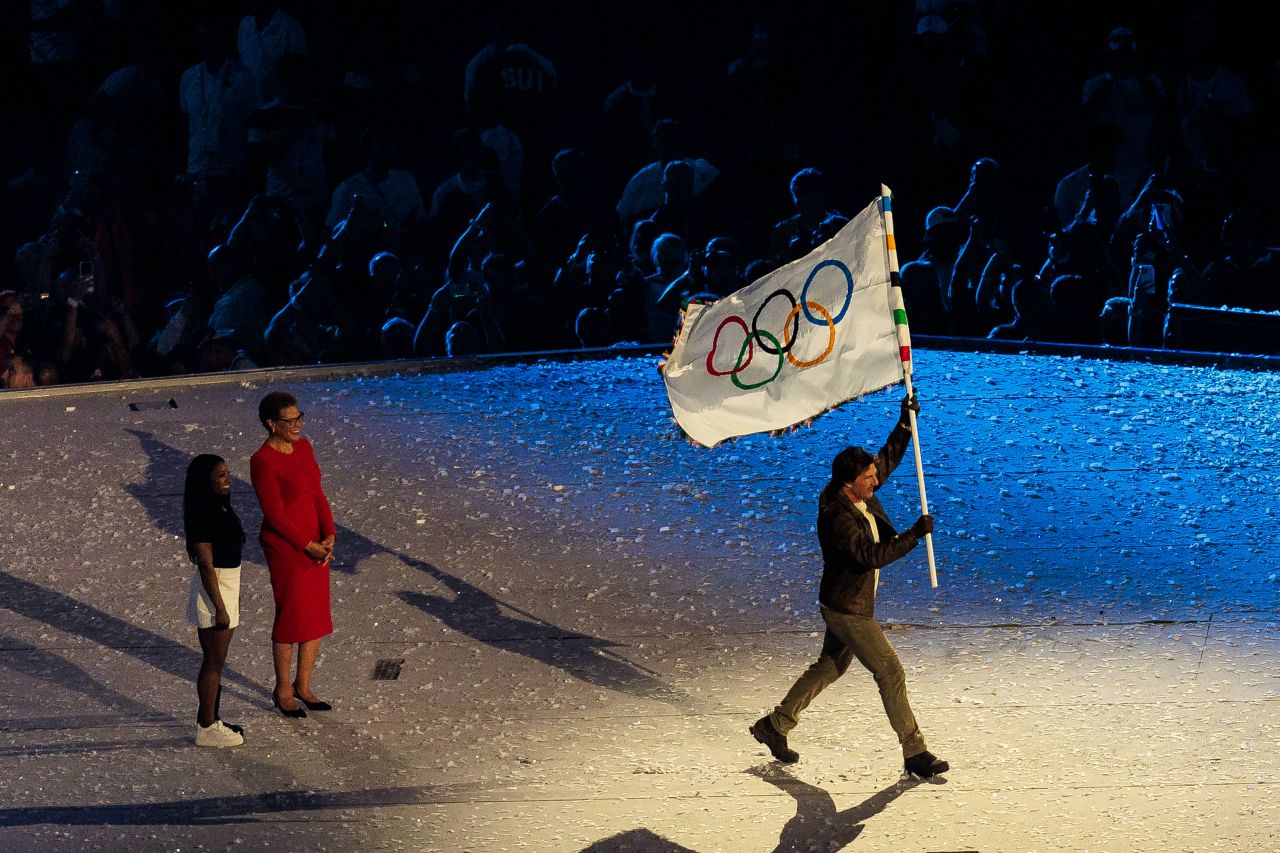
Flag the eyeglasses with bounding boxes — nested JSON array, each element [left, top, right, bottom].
[[275, 412, 305, 427]]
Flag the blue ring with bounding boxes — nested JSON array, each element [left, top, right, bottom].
[[799, 259, 854, 325]]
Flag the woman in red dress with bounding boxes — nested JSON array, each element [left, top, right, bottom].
[[251, 391, 336, 717]]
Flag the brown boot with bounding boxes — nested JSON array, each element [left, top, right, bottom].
[[750, 715, 799, 763]]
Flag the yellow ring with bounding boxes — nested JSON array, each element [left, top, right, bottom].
[[782, 301, 836, 368]]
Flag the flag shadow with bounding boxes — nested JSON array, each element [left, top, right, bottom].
[[396, 561, 694, 710], [124, 430, 692, 710]]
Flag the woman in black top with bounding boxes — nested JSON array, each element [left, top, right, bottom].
[[184, 454, 247, 747]]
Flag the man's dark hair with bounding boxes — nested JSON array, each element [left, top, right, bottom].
[[258, 391, 298, 429], [832, 446, 876, 484]]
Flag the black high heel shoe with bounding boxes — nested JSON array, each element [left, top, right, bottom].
[[272, 693, 307, 718], [293, 683, 331, 712]]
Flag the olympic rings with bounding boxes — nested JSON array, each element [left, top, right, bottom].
[[731, 330, 783, 390], [706, 315, 752, 376], [800, 259, 854, 324], [751, 289, 799, 355], [782, 301, 835, 368], [703, 259, 856, 386]]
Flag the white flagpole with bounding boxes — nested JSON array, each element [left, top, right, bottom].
[[881, 185, 938, 588]]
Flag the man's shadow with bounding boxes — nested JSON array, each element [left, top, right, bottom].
[[747, 764, 925, 852], [126, 430, 691, 709]]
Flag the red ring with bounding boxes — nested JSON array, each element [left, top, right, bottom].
[[706, 315, 753, 376]]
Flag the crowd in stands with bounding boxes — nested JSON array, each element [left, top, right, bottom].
[[3, 1, 1280, 389]]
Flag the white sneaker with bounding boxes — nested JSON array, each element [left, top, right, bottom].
[[195, 720, 244, 747]]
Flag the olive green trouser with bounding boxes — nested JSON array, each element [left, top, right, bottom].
[[769, 604, 927, 758]]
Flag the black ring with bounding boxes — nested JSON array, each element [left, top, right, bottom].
[[751, 289, 799, 355]]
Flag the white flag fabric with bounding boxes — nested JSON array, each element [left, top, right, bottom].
[[663, 194, 903, 447]]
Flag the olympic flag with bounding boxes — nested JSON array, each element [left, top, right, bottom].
[[663, 188, 906, 448]]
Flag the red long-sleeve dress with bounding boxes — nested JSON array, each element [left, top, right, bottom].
[[250, 438, 336, 643]]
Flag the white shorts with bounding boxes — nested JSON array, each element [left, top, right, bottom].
[[188, 566, 242, 629]]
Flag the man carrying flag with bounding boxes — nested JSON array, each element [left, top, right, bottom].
[[749, 390, 948, 780]]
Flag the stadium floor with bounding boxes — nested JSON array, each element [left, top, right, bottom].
[[1, 347, 1277, 852]]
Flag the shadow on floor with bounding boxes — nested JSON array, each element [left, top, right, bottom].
[[0, 572, 263, 704], [581, 827, 699, 851], [748, 764, 924, 852], [0, 785, 446, 826], [124, 429, 692, 709]]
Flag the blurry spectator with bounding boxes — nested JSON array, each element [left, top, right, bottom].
[[463, 3, 557, 200], [463, 5, 558, 137], [206, 243, 273, 364], [949, 213, 1009, 336], [627, 219, 660, 278], [953, 158, 1008, 242], [664, 237, 745, 310], [649, 160, 711, 250], [1037, 217, 1121, 307], [1109, 174, 1184, 267], [224, 193, 309, 297], [884, 14, 970, 193], [263, 271, 343, 365], [64, 90, 118, 182], [147, 291, 208, 375], [617, 119, 720, 227], [900, 205, 964, 335], [988, 279, 1051, 341], [723, 18, 801, 191], [26, 0, 87, 137], [429, 129, 506, 264], [380, 316, 415, 359], [325, 129, 426, 247], [237, 0, 307, 101], [368, 251, 402, 314], [574, 306, 613, 347], [1174, 14, 1254, 181], [479, 251, 554, 352], [20, 264, 128, 382], [89, 38, 167, 184], [414, 271, 508, 358], [1123, 231, 1168, 347], [1081, 27, 1170, 203], [446, 200, 534, 292], [0, 291, 24, 380], [193, 328, 256, 373], [479, 120, 524, 202], [974, 258, 1025, 332], [768, 168, 847, 264], [1199, 210, 1280, 312], [1046, 273, 1105, 344], [180, 16, 260, 215], [247, 53, 333, 223], [599, 50, 667, 192], [1099, 296, 1131, 346], [2, 352, 37, 388], [1054, 122, 1125, 229], [445, 320, 481, 356], [642, 232, 688, 342], [534, 148, 616, 269]]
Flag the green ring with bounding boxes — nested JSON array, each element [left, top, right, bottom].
[[731, 329, 784, 390]]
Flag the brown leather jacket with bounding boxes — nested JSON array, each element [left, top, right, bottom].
[[817, 422, 921, 617]]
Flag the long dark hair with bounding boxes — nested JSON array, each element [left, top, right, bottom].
[[183, 453, 244, 562]]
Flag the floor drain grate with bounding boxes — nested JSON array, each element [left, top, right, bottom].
[[128, 399, 178, 411], [372, 658, 405, 680]]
